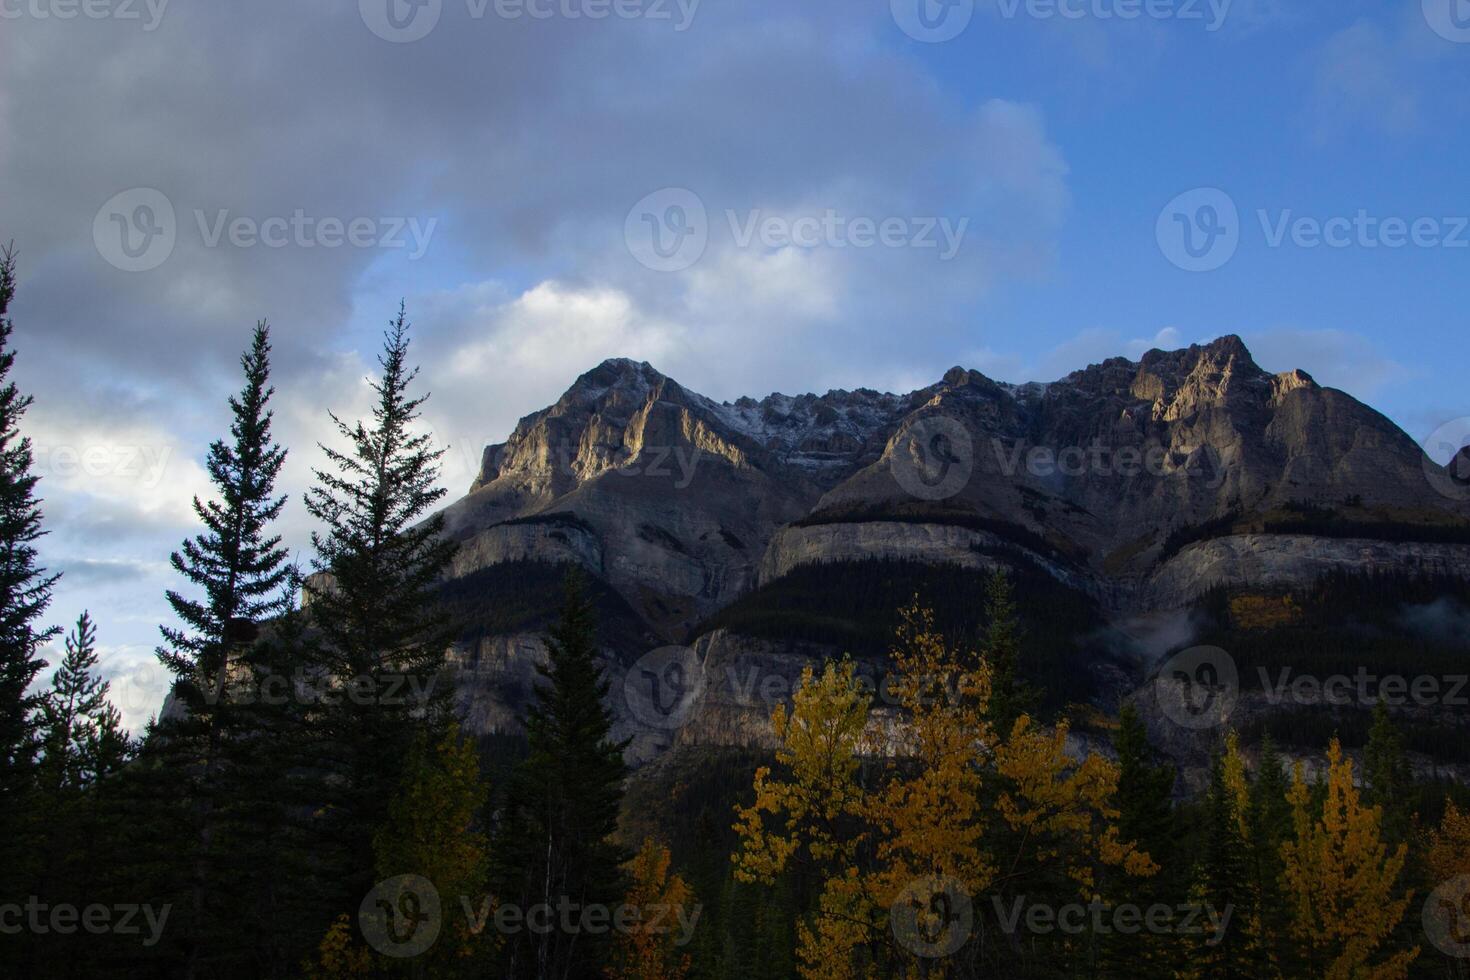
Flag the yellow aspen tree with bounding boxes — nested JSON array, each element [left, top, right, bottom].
[[867, 604, 995, 933], [1222, 731, 1251, 839], [732, 658, 876, 978], [1424, 801, 1470, 965], [991, 717, 1157, 893], [864, 603, 996, 980], [1427, 802, 1470, 884], [734, 601, 1154, 979], [733, 658, 872, 883], [1279, 741, 1419, 980], [303, 915, 373, 980], [610, 838, 697, 980], [306, 723, 491, 978], [372, 722, 491, 967]]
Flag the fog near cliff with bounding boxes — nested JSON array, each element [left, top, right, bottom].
[[1398, 597, 1470, 646], [1093, 608, 1206, 668]]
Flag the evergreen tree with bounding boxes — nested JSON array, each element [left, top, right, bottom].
[[491, 569, 629, 979], [154, 320, 292, 979], [303, 304, 457, 914], [215, 573, 338, 980], [1193, 751, 1252, 979], [24, 612, 136, 979], [1114, 703, 1176, 864], [1245, 735, 1294, 978], [981, 569, 1035, 733], [1363, 701, 1414, 846], [80, 694, 131, 788], [159, 319, 291, 687], [315, 721, 492, 977], [1108, 703, 1177, 977], [39, 612, 108, 793], [0, 244, 61, 860]]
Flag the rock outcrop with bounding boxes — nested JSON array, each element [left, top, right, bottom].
[[439, 338, 1468, 637], [427, 337, 1470, 773]]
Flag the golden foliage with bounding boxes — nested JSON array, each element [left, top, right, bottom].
[[733, 658, 872, 885], [306, 723, 492, 978], [373, 722, 491, 964], [1280, 741, 1419, 980], [1427, 801, 1470, 885], [1229, 594, 1302, 630], [1222, 731, 1251, 840], [993, 717, 1157, 890], [610, 838, 697, 980], [303, 914, 373, 979], [732, 599, 1153, 979]]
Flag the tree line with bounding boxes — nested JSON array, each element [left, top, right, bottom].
[[1, 243, 1468, 978], [0, 249, 673, 979], [723, 583, 1470, 979]]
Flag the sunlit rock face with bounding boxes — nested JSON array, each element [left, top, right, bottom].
[[439, 337, 1467, 627], [430, 338, 1470, 771]]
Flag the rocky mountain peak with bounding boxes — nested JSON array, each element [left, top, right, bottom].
[[449, 333, 1467, 626], [430, 334, 1470, 781], [560, 357, 667, 407], [942, 365, 975, 387]]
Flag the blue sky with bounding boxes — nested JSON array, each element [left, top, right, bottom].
[[1, 0, 1467, 729]]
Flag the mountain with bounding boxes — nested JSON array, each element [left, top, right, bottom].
[[433, 336, 1470, 773], [441, 336, 1469, 623]]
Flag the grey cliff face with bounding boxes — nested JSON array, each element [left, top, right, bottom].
[[439, 337, 1467, 628], [429, 337, 1470, 770]]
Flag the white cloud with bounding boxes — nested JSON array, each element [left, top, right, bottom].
[[1309, 21, 1422, 139], [1126, 326, 1184, 357], [1241, 327, 1413, 397], [25, 416, 209, 527], [94, 644, 173, 736]]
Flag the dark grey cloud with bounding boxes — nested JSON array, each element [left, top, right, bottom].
[[56, 557, 169, 587], [2, 1, 1067, 387], [1, 0, 1075, 727]]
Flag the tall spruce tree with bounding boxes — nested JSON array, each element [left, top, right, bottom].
[[39, 612, 113, 793], [1363, 701, 1414, 846], [160, 320, 291, 687], [1114, 703, 1176, 862], [0, 244, 60, 832], [210, 569, 339, 980], [155, 320, 292, 979], [29, 612, 135, 980], [1107, 703, 1178, 976], [491, 569, 629, 979], [303, 304, 457, 912], [981, 569, 1035, 733], [1245, 735, 1294, 978], [1194, 751, 1252, 979]]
